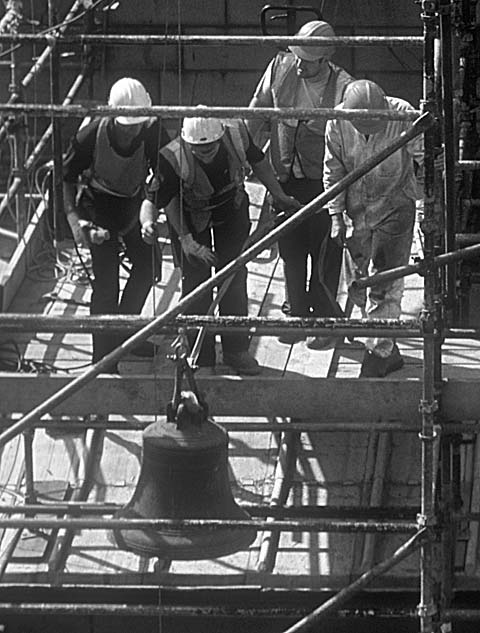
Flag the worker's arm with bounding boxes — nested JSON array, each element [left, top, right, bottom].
[[245, 58, 275, 145], [63, 181, 88, 247], [139, 198, 160, 244], [323, 119, 348, 215], [63, 119, 108, 247], [323, 119, 349, 245], [250, 156, 301, 213], [164, 197, 217, 268]]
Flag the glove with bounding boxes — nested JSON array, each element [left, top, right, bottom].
[[330, 213, 347, 246], [271, 193, 301, 215], [78, 219, 110, 245], [179, 233, 218, 267], [141, 220, 157, 245]]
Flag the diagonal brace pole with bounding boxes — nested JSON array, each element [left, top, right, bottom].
[[282, 528, 428, 633], [352, 242, 480, 290], [0, 112, 434, 448]]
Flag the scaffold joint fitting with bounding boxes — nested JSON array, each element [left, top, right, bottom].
[[418, 399, 439, 416], [419, 217, 438, 236], [416, 600, 437, 618], [421, 0, 438, 13], [437, 0, 451, 14], [416, 513, 437, 528]]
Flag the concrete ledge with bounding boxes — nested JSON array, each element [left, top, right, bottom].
[[0, 372, 467, 421]]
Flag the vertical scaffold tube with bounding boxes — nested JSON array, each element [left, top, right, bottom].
[[419, 2, 442, 632], [48, 0, 64, 244], [439, 0, 458, 313]]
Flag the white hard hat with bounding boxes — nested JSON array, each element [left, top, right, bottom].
[[343, 79, 387, 134], [181, 116, 224, 144], [289, 20, 335, 61], [108, 77, 152, 125]]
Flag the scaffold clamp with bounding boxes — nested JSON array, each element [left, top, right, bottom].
[[416, 600, 437, 618], [416, 513, 437, 528], [418, 399, 439, 416]]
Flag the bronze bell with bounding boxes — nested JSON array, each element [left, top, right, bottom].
[[113, 391, 256, 559]]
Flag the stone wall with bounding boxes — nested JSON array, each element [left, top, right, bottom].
[[0, 1, 423, 126]]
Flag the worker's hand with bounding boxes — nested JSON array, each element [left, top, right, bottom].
[[141, 220, 157, 245], [78, 219, 110, 246], [271, 193, 302, 215], [330, 213, 347, 246], [89, 226, 110, 245], [179, 233, 218, 267]]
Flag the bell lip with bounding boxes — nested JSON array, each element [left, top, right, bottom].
[[112, 507, 257, 560]]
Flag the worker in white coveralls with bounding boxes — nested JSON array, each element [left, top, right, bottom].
[[324, 79, 423, 377]]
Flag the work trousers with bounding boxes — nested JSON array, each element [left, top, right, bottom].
[[85, 192, 155, 367], [277, 178, 343, 318], [346, 199, 416, 357], [179, 196, 251, 367]]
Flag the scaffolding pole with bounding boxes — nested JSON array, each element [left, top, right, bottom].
[[0, 102, 422, 121], [418, 3, 443, 631], [0, 33, 425, 47], [282, 529, 427, 632]]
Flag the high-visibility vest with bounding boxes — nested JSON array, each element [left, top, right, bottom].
[[161, 120, 248, 216], [269, 52, 351, 180], [89, 118, 148, 197]]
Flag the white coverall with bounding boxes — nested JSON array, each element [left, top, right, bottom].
[[324, 96, 423, 357]]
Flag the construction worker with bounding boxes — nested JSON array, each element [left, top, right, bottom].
[[63, 77, 170, 372], [247, 20, 353, 349], [324, 79, 423, 377], [140, 114, 300, 375]]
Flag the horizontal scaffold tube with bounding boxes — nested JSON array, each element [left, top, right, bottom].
[[457, 160, 480, 171], [0, 603, 420, 618], [2, 314, 479, 340], [353, 243, 480, 290], [3, 418, 475, 434], [0, 34, 424, 47], [0, 517, 418, 533], [0, 503, 419, 520], [0, 111, 433, 448], [0, 103, 421, 121], [0, 313, 421, 336]]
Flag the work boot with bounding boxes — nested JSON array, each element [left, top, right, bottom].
[[278, 331, 306, 345], [223, 351, 261, 376], [306, 335, 337, 350], [359, 344, 404, 378]]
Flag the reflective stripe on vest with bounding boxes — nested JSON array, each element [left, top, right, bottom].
[[89, 119, 148, 198], [161, 121, 247, 212]]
